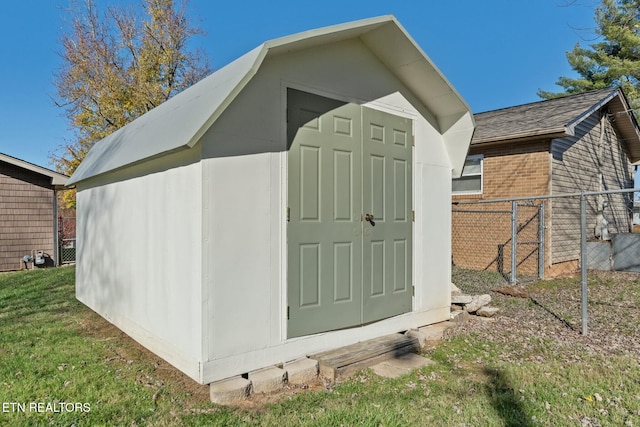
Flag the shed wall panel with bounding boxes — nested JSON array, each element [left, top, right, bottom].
[[414, 161, 452, 310], [75, 149, 204, 380], [204, 153, 274, 359], [204, 38, 442, 160]]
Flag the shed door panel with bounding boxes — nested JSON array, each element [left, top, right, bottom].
[[287, 89, 362, 338], [287, 89, 412, 338], [362, 107, 413, 323]]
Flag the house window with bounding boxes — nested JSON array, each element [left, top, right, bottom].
[[452, 155, 483, 194]]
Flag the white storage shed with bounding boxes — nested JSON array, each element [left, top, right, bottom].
[[67, 15, 474, 384]]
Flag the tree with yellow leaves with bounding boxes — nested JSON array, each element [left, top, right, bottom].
[[54, 0, 211, 207]]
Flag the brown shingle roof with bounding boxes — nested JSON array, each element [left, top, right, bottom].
[[471, 87, 640, 162], [473, 88, 620, 143]]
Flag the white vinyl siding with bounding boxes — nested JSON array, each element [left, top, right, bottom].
[[452, 154, 483, 194]]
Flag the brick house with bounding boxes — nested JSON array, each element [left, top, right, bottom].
[[452, 87, 640, 278], [0, 153, 68, 271]]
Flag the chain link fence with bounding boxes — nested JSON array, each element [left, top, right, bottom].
[[58, 216, 76, 264], [452, 188, 639, 334], [452, 200, 544, 284]]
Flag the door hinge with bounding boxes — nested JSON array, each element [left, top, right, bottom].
[[287, 207, 290, 222], [412, 285, 415, 296], [412, 210, 415, 222], [412, 135, 415, 146], [287, 306, 290, 320]]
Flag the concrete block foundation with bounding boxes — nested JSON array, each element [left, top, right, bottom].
[[248, 366, 287, 393], [284, 358, 319, 385], [209, 376, 252, 405]]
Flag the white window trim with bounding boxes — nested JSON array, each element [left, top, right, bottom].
[[452, 154, 483, 195]]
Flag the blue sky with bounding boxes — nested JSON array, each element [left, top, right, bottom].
[[0, 0, 599, 170]]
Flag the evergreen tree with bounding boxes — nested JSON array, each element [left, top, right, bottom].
[[539, 0, 640, 115]]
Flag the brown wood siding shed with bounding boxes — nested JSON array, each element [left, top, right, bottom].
[[0, 160, 57, 271]]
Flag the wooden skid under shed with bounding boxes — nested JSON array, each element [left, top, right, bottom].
[[310, 333, 420, 380]]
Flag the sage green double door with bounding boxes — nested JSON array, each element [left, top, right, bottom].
[[287, 89, 412, 338]]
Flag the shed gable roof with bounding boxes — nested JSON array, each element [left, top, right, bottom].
[[0, 153, 69, 188], [67, 15, 474, 186], [472, 87, 640, 162]]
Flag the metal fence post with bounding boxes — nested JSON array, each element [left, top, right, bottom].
[[580, 193, 588, 335], [538, 200, 545, 280], [53, 196, 59, 267], [511, 200, 517, 285]]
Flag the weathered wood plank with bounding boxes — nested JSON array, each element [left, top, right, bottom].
[[310, 333, 420, 380]]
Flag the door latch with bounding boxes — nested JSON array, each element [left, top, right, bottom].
[[364, 213, 375, 226]]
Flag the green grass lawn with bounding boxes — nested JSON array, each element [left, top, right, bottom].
[[1, 267, 640, 426]]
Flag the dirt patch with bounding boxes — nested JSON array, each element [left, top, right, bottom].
[[76, 308, 335, 410], [76, 309, 212, 406], [448, 270, 640, 362]]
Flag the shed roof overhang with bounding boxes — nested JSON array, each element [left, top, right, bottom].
[[0, 153, 69, 189], [67, 15, 474, 186]]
